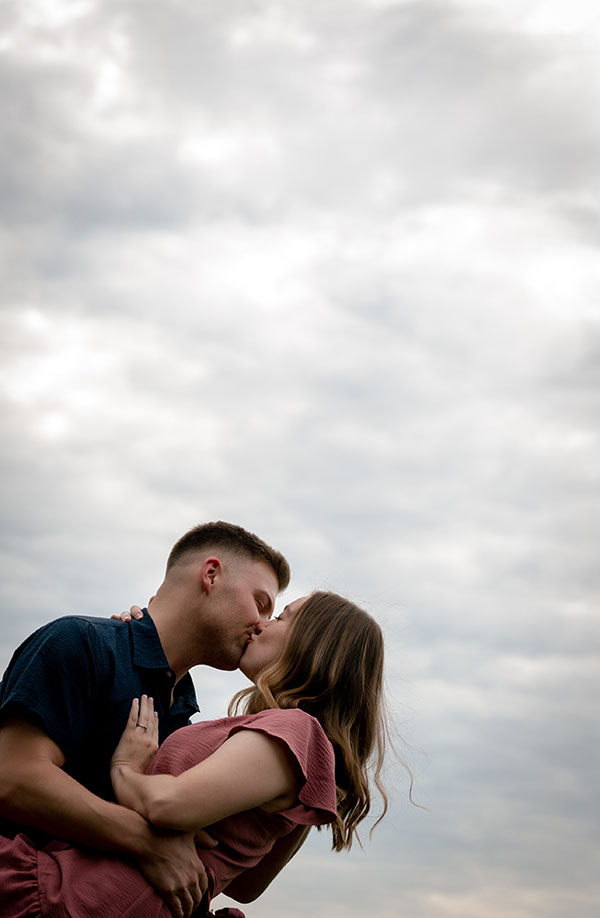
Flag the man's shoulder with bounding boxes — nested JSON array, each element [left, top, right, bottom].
[[9, 615, 129, 669], [25, 614, 122, 644], [0, 615, 133, 708]]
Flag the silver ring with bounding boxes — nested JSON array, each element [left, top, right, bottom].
[[136, 722, 148, 730]]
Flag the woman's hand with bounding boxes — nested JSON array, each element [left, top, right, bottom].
[[111, 697, 178, 822], [111, 696, 159, 803], [110, 605, 145, 622]]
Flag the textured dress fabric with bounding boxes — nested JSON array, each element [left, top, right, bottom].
[[0, 709, 337, 917]]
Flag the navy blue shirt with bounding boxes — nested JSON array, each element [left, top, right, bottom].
[[0, 612, 199, 839]]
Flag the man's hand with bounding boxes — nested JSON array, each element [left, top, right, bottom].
[[0, 718, 205, 918], [136, 828, 207, 918], [195, 828, 218, 850], [0, 718, 214, 918]]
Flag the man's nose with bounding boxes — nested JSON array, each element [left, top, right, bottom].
[[254, 618, 272, 634]]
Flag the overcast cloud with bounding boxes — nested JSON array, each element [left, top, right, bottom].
[[1, 2, 599, 916]]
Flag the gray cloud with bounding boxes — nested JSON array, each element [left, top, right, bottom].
[[3, 0, 600, 241], [1, 2, 599, 916]]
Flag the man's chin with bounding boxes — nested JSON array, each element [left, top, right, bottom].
[[209, 654, 240, 672]]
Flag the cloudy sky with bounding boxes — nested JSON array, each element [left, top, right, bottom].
[[1, 1, 599, 916]]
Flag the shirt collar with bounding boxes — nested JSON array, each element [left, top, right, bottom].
[[130, 610, 172, 671], [130, 611, 200, 715], [171, 672, 200, 716]]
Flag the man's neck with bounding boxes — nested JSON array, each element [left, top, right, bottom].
[[145, 599, 204, 682]]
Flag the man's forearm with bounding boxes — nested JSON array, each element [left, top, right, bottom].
[[0, 718, 209, 913], [0, 758, 153, 857], [2, 760, 211, 912]]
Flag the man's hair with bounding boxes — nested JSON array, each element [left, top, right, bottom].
[[166, 521, 290, 592]]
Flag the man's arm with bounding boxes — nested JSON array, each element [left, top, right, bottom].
[[223, 825, 310, 903], [0, 716, 206, 918]]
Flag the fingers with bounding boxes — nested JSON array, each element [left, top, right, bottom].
[[166, 887, 197, 918], [152, 704, 159, 747], [137, 696, 159, 758], [194, 828, 218, 850], [138, 694, 151, 728], [109, 606, 144, 622], [198, 866, 208, 898], [138, 694, 157, 732], [165, 893, 184, 918], [128, 697, 140, 729], [188, 878, 203, 913]]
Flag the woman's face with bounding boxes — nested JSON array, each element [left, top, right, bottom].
[[239, 595, 308, 682]]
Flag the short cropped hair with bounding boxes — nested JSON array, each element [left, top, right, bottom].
[[166, 521, 290, 592]]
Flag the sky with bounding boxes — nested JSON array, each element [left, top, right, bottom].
[[1, 1, 599, 916]]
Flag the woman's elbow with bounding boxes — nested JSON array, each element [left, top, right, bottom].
[[223, 878, 262, 903], [146, 796, 179, 829], [145, 789, 193, 831]]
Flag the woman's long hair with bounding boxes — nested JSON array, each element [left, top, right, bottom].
[[228, 591, 390, 851]]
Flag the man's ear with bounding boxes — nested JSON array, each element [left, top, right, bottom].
[[200, 556, 221, 594]]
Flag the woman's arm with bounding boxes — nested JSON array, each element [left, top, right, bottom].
[[111, 697, 300, 832], [223, 825, 310, 903]]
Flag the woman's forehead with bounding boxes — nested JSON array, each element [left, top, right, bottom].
[[281, 595, 309, 618]]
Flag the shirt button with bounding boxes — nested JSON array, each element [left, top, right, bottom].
[[165, 670, 173, 679]]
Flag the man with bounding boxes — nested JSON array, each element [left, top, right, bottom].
[[0, 521, 290, 918]]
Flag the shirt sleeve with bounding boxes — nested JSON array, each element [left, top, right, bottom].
[[227, 708, 338, 826], [0, 617, 103, 760]]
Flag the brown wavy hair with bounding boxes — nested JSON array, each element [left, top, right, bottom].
[[228, 591, 389, 851]]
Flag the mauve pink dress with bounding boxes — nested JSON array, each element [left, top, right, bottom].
[[0, 709, 337, 917]]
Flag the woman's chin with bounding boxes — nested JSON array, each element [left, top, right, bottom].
[[238, 656, 257, 683]]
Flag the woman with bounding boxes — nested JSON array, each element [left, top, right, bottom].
[[0, 592, 391, 918]]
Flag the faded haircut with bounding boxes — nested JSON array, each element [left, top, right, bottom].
[[165, 520, 290, 592]]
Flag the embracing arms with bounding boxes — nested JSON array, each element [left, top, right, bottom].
[[0, 611, 209, 917], [111, 696, 300, 831], [0, 715, 152, 850], [0, 715, 207, 918]]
